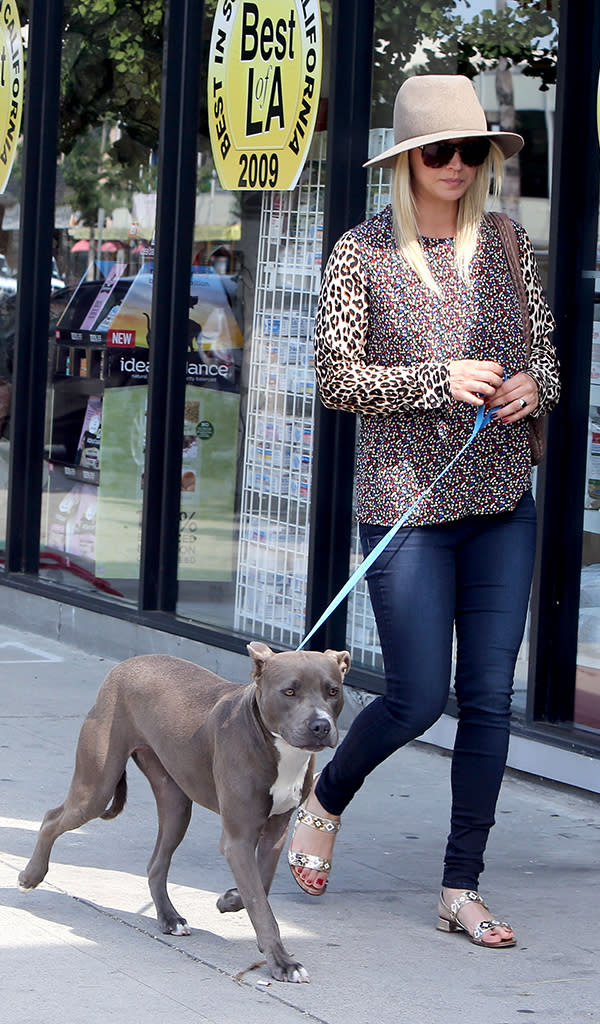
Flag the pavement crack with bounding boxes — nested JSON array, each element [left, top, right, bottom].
[[2, 857, 331, 1021], [69, 892, 333, 1023]]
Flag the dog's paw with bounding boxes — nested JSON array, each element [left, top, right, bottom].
[[170, 921, 192, 936], [18, 870, 38, 892], [216, 887, 244, 914], [160, 917, 192, 936], [268, 955, 310, 984]]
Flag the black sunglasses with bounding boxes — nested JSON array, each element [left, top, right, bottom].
[[419, 138, 491, 168]]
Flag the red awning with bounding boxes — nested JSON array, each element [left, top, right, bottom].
[[70, 239, 125, 253]]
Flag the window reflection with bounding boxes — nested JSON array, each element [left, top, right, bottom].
[[37, 1, 166, 598]]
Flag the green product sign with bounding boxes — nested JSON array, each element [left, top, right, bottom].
[[95, 386, 239, 582]]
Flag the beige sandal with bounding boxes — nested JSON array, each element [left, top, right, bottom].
[[288, 804, 341, 896], [437, 890, 516, 948]]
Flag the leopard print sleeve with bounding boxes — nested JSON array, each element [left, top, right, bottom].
[[313, 231, 452, 415], [514, 222, 560, 418]]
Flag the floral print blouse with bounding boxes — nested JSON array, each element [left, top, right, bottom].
[[312, 205, 560, 526]]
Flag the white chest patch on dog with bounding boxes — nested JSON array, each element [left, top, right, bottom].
[[270, 738, 311, 816]]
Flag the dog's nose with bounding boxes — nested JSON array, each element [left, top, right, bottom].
[[309, 717, 331, 739]]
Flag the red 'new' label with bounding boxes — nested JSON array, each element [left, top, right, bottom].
[[107, 330, 136, 348]]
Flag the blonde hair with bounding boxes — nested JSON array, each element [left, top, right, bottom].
[[390, 141, 505, 297]]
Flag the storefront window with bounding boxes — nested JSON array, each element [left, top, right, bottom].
[[173, 3, 326, 644], [39, 2, 165, 602], [1, 0, 568, 683], [174, 96, 324, 639], [576, 210, 600, 735], [174, 147, 246, 630], [346, 0, 560, 703], [33, 0, 324, 642]]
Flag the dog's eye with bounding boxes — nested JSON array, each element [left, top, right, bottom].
[[283, 688, 296, 697], [329, 687, 339, 697]]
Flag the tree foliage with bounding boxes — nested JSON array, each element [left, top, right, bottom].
[[56, 0, 163, 221], [60, 128, 128, 224], [429, 3, 559, 89], [49, 0, 559, 218], [370, 1, 458, 125], [61, 0, 163, 162], [370, 1, 559, 126], [56, 1, 561, 153]]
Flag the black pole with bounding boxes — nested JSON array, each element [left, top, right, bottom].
[[139, 0, 205, 611], [6, 0, 63, 573], [304, 0, 375, 650]]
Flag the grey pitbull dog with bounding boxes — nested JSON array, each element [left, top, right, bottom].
[[19, 642, 349, 983]]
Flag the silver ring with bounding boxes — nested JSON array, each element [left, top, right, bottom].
[[518, 398, 527, 409]]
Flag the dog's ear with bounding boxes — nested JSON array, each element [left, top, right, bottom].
[[324, 650, 351, 679], [247, 641, 275, 681]]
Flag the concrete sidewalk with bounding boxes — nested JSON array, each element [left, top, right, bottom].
[[0, 622, 598, 1024]]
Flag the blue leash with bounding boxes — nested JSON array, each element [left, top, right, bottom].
[[296, 404, 496, 651]]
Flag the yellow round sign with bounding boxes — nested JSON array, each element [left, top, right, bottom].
[[0, 1, 23, 194], [208, 0, 322, 191]]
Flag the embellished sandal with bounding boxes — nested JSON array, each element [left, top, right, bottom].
[[437, 890, 516, 948], [288, 804, 341, 896]]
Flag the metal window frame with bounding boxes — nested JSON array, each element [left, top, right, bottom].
[[139, 0, 205, 612], [304, 0, 375, 652]]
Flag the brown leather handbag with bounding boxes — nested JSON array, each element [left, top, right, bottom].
[[487, 211, 546, 465]]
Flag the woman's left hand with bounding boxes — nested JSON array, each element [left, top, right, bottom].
[[484, 372, 539, 424]]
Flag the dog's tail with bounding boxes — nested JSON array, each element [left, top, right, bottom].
[[100, 770, 127, 820]]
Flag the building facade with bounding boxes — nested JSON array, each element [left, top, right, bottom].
[[1, 0, 600, 791]]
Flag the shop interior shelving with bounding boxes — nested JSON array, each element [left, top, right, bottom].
[[234, 134, 325, 648]]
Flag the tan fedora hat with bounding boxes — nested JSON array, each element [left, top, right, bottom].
[[365, 75, 523, 169]]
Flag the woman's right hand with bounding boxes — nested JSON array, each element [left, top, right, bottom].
[[448, 359, 504, 406]]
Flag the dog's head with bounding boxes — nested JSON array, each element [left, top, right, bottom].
[[248, 642, 349, 751]]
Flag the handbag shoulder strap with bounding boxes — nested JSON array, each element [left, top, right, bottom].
[[487, 211, 532, 358]]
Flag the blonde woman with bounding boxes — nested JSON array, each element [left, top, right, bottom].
[[288, 75, 560, 947]]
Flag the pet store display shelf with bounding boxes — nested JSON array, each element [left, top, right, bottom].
[[234, 133, 324, 649]]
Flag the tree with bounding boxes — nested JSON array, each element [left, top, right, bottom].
[[371, 1, 559, 124], [60, 125, 132, 225], [370, 1, 466, 127], [54, 1, 164, 224], [437, 2, 559, 216], [433, 2, 559, 89], [60, 0, 163, 166]]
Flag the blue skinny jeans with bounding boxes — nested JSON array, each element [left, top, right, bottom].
[[316, 490, 537, 890]]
